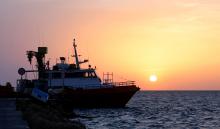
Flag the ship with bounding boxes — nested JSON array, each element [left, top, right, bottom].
[[16, 39, 140, 108]]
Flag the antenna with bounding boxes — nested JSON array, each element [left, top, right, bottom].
[[67, 49, 70, 64], [73, 38, 80, 69], [85, 38, 90, 66]]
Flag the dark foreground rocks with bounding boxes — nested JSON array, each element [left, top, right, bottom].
[[16, 99, 86, 129]]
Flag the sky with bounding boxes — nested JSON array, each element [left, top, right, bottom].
[[0, 0, 220, 90]]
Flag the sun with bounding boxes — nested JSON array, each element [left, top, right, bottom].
[[149, 75, 157, 82]]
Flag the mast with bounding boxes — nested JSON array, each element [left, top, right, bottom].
[[73, 39, 80, 69]]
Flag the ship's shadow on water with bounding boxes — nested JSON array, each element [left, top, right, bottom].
[[74, 91, 220, 129]]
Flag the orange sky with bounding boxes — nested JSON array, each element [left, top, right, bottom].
[[0, 0, 220, 90]]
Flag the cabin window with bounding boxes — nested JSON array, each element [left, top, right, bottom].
[[92, 72, 97, 77], [65, 72, 84, 78], [52, 73, 61, 79], [65, 71, 97, 78], [87, 71, 97, 78]]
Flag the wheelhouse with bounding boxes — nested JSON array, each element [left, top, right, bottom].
[[43, 69, 102, 89]]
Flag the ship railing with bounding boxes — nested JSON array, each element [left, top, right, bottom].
[[103, 81, 136, 87], [65, 84, 104, 89]]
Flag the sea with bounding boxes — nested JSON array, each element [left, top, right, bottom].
[[73, 91, 220, 129]]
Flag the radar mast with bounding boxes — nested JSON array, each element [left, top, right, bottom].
[[73, 39, 80, 69]]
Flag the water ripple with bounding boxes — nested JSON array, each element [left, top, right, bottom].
[[74, 91, 220, 129]]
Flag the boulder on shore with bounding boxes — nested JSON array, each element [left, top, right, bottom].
[[16, 99, 86, 129]]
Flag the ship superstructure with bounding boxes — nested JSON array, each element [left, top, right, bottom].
[[17, 39, 139, 108]]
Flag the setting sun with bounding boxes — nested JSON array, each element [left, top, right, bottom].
[[149, 75, 158, 82]]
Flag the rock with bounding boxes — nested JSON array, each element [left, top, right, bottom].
[[16, 99, 86, 129]]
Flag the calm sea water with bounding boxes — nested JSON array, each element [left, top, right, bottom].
[[74, 91, 220, 129]]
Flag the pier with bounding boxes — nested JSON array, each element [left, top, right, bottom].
[[0, 98, 29, 129]]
